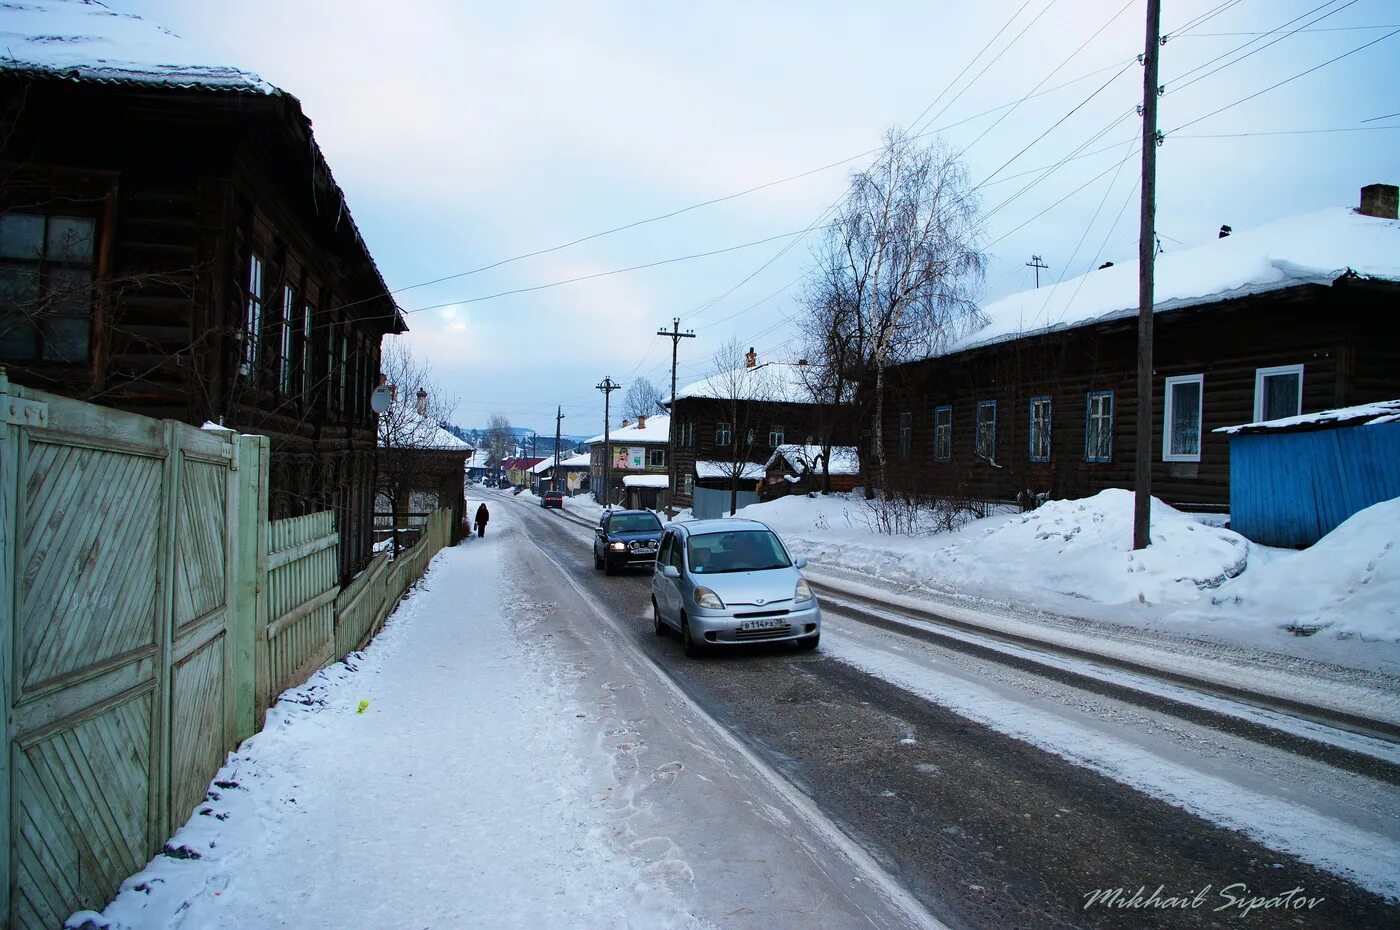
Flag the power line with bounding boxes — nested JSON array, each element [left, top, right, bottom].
[[1175, 23, 1400, 38]]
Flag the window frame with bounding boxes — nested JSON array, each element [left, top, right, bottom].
[[648, 447, 665, 468], [1028, 396, 1052, 463], [933, 405, 952, 462], [975, 400, 997, 461], [715, 421, 732, 448], [768, 423, 785, 447], [0, 211, 98, 364], [1084, 391, 1114, 464], [241, 253, 265, 376], [1253, 363, 1303, 423], [1163, 373, 1205, 463], [279, 284, 297, 396], [897, 411, 913, 459]]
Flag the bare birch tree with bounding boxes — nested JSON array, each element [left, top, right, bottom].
[[376, 337, 459, 553], [484, 413, 514, 470], [704, 338, 780, 516], [623, 376, 664, 420], [804, 128, 986, 495]]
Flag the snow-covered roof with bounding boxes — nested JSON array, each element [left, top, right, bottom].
[[695, 460, 765, 481], [764, 444, 861, 477], [381, 412, 472, 452], [587, 415, 670, 446], [623, 475, 669, 488], [1215, 399, 1400, 435], [0, 0, 275, 93], [951, 207, 1400, 356], [466, 450, 491, 469], [558, 452, 593, 468], [670, 363, 824, 406]]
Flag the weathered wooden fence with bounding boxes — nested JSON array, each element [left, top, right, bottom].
[[0, 374, 454, 929]]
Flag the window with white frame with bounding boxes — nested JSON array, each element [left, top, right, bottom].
[[768, 424, 784, 447], [680, 419, 694, 448], [715, 421, 732, 447], [933, 405, 952, 461], [648, 448, 665, 468], [1085, 391, 1114, 463], [975, 400, 997, 461], [1254, 364, 1303, 423], [1163, 374, 1204, 462], [898, 411, 913, 458], [1028, 396, 1052, 462], [242, 254, 265, 375], [279, 286, 296, 395]]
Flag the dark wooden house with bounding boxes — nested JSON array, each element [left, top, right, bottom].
[[665, 354, 856, 509], [0, 3, 406, 581], [875, 187, 1400, 512]]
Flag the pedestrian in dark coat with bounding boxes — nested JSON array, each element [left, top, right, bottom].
[[475, 503, 490, 538]]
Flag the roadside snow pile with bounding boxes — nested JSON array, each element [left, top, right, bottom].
[[1210, 497, 1400, 640], [945, 489, 1250, 606]]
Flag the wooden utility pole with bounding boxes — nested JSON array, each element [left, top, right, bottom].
[[1026, 254, 1048, 288], [1134, 0, 1162, 551], [553, 406, 564, 492], [596, 377, 621, 506], [657, 317, 696, 518]]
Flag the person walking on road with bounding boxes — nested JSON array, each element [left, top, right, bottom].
[[474, 502, 490, 538]]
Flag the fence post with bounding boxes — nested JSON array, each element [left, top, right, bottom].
[[0, 370, 14, 924], [230, 433, 268, 742]]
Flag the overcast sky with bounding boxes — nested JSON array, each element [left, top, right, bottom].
[[118, 0, 1398, 435]]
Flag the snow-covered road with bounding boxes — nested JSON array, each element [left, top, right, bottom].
[[75, 502, 936, 930]]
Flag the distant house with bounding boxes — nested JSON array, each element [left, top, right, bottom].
[[586, 414, 670, 506], [501, 456, 546, 487], [0, 2, 405, 582], [465, 449, 492, 482], [665, 351, 855, 514], [876, 186, 1400, 513], [761, 444, 860, 499], [377, 398, 472, 547], [1217, 399, 1400, 547], [531, 451, 592, 494]]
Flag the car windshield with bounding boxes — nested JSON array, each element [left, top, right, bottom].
[[686, 531, 791, 574], [608, 513, 661, 534]]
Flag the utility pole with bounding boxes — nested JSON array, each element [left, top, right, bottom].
[[1134, 0, 1162, 551], [657, 317, 696, 518], [596, 377, 621, 507], [553, 406, 564, 493], [1026, 254, 1048, 288]]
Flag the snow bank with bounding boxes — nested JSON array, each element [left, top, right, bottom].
[[1210, 497, 1400, 640]]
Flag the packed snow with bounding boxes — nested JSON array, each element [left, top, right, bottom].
[[1216, 398, 1400, 434], [734, 488, 1400, 670], [586, 414, 671, 445]]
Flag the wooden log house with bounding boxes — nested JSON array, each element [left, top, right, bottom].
[[0, 4, 406, 582]]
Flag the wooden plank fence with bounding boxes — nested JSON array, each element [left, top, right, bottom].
[[0, 373, 455, 929]]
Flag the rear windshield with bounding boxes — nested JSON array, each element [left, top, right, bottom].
[[608, 513, 661, 533], [686, 531, 791, 574]]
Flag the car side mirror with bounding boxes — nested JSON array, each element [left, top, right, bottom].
[[662, 565, 681, 579], [793, 556, 808, 569]]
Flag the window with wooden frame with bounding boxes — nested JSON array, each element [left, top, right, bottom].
[[975, 400, 997, 461], [715, 421, 732, 447], [933, 405, 952, 462], [648, 448, 665, 468], [301, 297, 316, 399], [1163, 374, 1204, 462], [279, 285, 297, 396], [1254, 364, 1303, 423], [898, 411, 913, 459], [768, 423, 784, 447], [1028, 396, 1052, 462], [241, 253, 265, 375], [1085, 391, 1114, 463], [0, 212, 97, 363], [681, 419, 694, 448]]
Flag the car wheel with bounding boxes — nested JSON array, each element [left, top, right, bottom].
[[594, 549, 603, 570], [681, 614, 705, 658], [797, 633, 820, 652], [652, 599, 667, 637]]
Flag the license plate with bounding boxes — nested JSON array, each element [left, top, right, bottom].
[[740, 618, 786, 631], [634, 546, 656, 554]]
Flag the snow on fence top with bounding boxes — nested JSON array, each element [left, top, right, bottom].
[[950, 207, 1400, 355], [1215, 399, 1400, 435], [0, 0, 276, 93]]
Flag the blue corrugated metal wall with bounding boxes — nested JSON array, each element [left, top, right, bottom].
[[1229, 421, 1400, 547]]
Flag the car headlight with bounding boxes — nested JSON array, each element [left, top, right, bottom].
[[794, 578, 814, 603], [694, 587, 724, 609], [609, 542, 626, 551]]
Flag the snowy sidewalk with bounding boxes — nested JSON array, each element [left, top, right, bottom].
[[77, 506, 932, 930]]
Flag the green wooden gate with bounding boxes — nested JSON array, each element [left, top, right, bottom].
[[0, 374, 263, 928]]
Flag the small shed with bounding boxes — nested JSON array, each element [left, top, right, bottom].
[[1216, 400, 1400, 547], [760, 444, 860, 499]]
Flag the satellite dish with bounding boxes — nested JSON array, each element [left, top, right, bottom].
[[370, 385, 393, 414]]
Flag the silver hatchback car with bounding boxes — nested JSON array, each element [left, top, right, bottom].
[[650, 519, 820, 657]]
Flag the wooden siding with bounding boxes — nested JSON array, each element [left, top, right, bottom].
[[1228, 422, 1400, 547]]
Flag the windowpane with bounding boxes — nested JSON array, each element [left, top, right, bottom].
[[280, 287, 296, 395], [1085, 392, 1113, 463], [243, 255, 264, 373], [45, 217, 95, 264], [1167, 378, 1203, 458], [0, 263, 41, 309], [1262, 372, 1300, 421], [1029, 397, 1052, 462], [46, 267, 92, 317], [769, 424, 784, 447], [975, 401, 997, 459], [0, 214, 44, 260], [898, 412, 912, 458], [41, 316, 89, 362], [933, 406, 952, 461]]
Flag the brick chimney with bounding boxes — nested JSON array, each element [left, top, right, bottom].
[[1359, 183, 1398, 219], [745, 347, 757, 369], [620, 418, 630, 429], [637, 414, 648, 429], [416, 387, 428, 416]]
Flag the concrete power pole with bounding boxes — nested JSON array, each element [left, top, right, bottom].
[[554, 406, 564, 492], [657, 317, 695, 518], [596, 377, 621, 507], [1133, 0, 1162, 551]]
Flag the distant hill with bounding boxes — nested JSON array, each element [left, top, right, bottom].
[[443, 423, 593, 456]]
